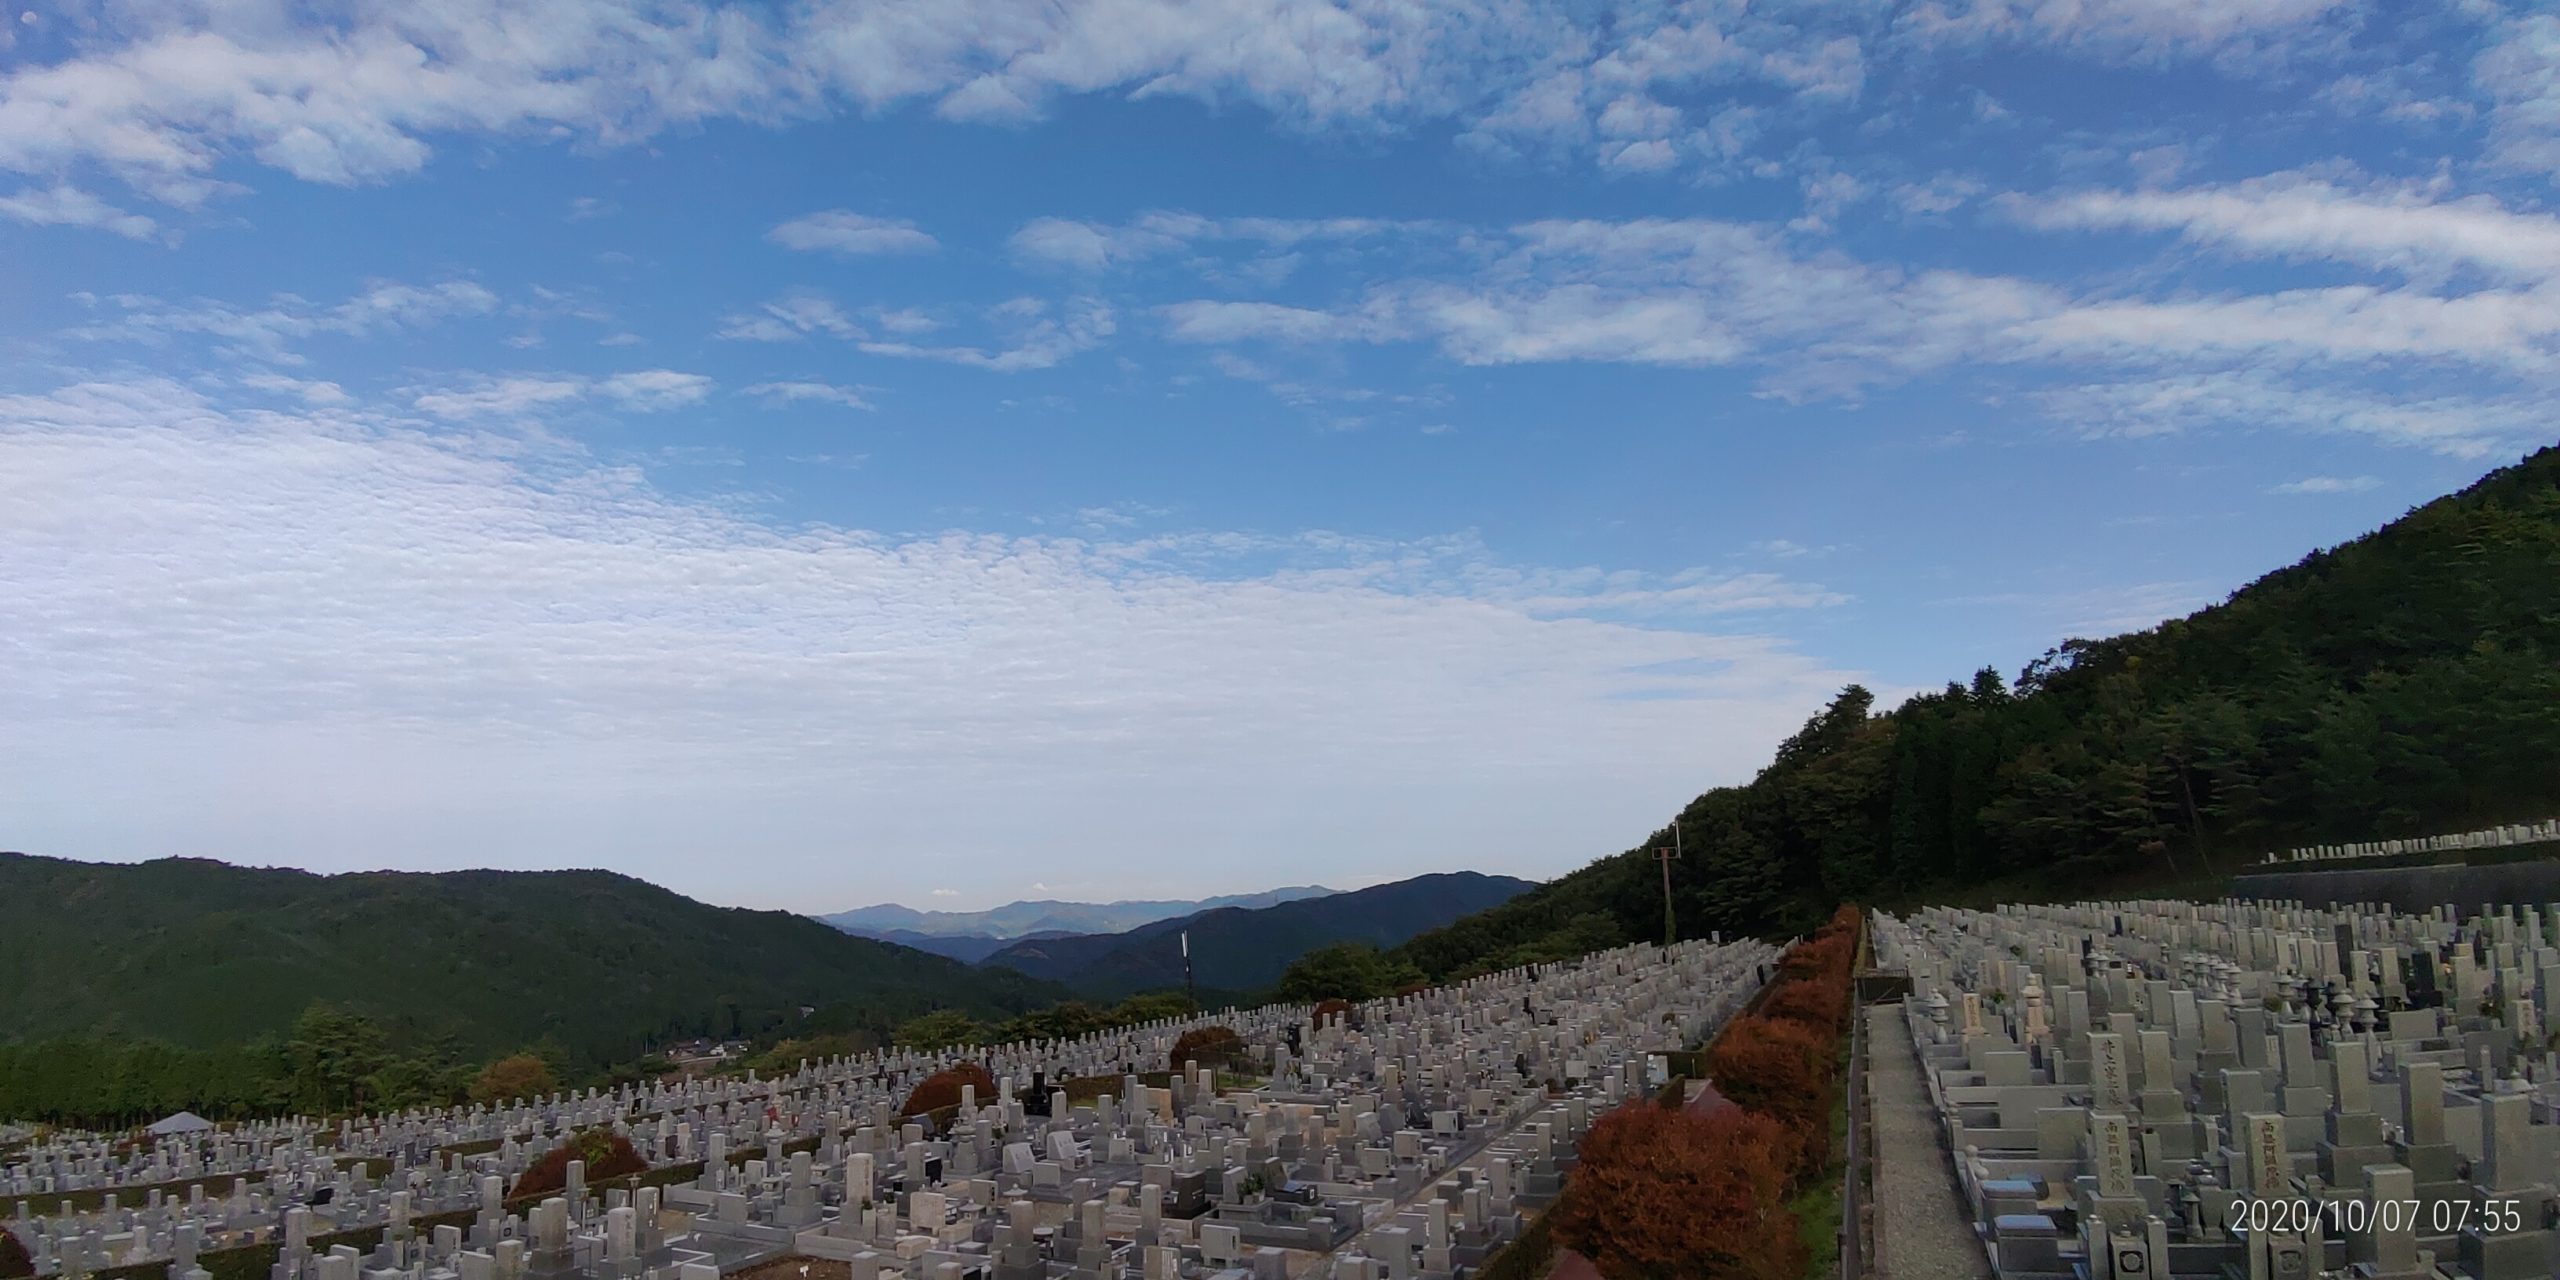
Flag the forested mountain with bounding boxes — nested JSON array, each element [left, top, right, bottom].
[[1386, 446, 2560, 981], [0, 853, 1066, 1121], [820, 886, 1336, 939], [981, 871, 1535, 998], [863, 928, 1082, 964]]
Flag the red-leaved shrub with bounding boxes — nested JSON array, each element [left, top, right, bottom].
[[0, 1227, 33, 1280], [1759, 977, 1847, 1033], [510, 1129, 646, 1201], [1169, 1025, 1245, 1073], [1550, 1105, 1805, 1280], [899, 1061, 997, 1119]]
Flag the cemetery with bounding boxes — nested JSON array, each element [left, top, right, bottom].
[[2256, 821, 2560, 869], [1870, 891, 2560, 1280], [0, 938, 1775, 1280]]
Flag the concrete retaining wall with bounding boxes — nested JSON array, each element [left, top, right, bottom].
[[2231, 859, 2560, 912]]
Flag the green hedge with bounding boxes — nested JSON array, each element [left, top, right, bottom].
[[1473, 1204, 1556, 1280]]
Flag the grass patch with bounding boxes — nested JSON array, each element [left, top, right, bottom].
[[1780, 1030, 1856, 1279], [1787, 1177, 1842, 1280]]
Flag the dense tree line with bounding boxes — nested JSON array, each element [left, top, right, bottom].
[[1375, 446, 2560, 980], [881, 991, 1206, 1054], [0, 1005, 570, 1127], [0, 856, 1063, 1070]]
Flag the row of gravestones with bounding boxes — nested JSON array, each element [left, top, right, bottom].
[[1873, 894, 2560, 1280], [16, 937, 1775, 1280], [8, 997, 1352, 1269], [2263, 819, 2560, 866], [265, 939, 1771, 1280], [689, 939, 1774, 1280], [9, 998, 1345, 1220]]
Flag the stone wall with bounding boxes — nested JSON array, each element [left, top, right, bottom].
[[2232, 857, 2560, 912]]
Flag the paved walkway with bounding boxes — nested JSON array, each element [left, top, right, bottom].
[[1865, 1002, 1989, 1280]]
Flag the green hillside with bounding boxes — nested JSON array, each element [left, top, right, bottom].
[[0, 855, 1065, 1083], [980, 871, 1534, 998], [1385, 445, 2560, 980]]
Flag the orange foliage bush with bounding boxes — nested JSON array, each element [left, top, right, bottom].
[[1550, 1105, 1806, 1280], [1310, 999, 1352, 1028], [1710, 1018, 1828, 1125], [1778, 932, 1850, 982], [1705, 908, 1863, 1183], [1758, 976, 1846, 1033], [0, 1227, 32, 1280], [900, 1061, 998, 1119], [1169, 1025, 1245, 1073], [510, 1129, 646, 1200]]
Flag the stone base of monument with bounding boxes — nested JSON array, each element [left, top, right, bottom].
[[2389, 1137, 2461, 1183], [2459, 1225, 2556, 1280]]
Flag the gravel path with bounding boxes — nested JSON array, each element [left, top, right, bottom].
[[1865, 1003, 1989, 1280]]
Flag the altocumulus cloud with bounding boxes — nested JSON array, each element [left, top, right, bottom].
[[0, 376, 1861, 907], [0, 0, 2391, 209]]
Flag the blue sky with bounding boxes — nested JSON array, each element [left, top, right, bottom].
[[2, 0, 2553, 911]]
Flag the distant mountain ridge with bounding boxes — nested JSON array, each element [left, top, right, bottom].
[[980, 871, 1536, 999], [818, 886, 1338, 940], [861, 928, 1082, 964], [0, 852, 1066, 1062]]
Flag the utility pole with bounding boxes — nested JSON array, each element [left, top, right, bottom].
[[1654, 823, 1681, 947]]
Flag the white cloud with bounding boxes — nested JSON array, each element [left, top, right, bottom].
[[1161, 218, 2060, 398], [1894, 0, 2353, 62], [1163, 300, 1365, 345], [2006, 174, 2560, 284], [2479, 15, 2560, 176], [412, 376, 589, 419], [411, 369, 711, 418], [2034, 370, 2544, 458], [1009, 218, 1128, 272], [1891, 175, 1982, 216], [1008, 213, 1431, 273], [0, 0, 2392, 208], [714, 294, 863, 342], [241, 374, 354, 406], [2270, 475, 2380, 494], [767, 210, 938, 256], [1073, 503, 1172, 529], [68, 279, 498, 362], [599, 369, 713, 409], [859, 297, 1114, 372], [745, 381, 874, 409], [873, 308, 940, 335], [339, 281, 505, 332], [0, 374, 1863, 905], [2024, 285, 2560, 374], [1147, 206, 2560, 421], [1750, 539, 1836, 559], [0, 183, 158, 239]]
